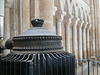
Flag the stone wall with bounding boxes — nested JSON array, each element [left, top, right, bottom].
[[83, 0, 90, 5], [54, 0, 91, 60]]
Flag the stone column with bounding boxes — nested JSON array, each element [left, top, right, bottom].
[[82, 21, 88, 59], [89, 28, 92, 58], [30, 0, 35, 21], [0, 0, 4, 40], [1, 1, 11, 56], [90, 0, 96, 58], [39, 0, 54, 32], [78, 20, 84, 59], [22, 0, 30, 32], [53, 2, 57, 16], [13, 0, 20, 36], [72, 17, 79, 59], [56, 11, 66, 36], [95, 0, 100, 58], [92, 30, 95, 57], [86, 24, 91, 58], [64, 14, 73, 53], [2, 7, 10, 55], [97, 0, 100, 56]]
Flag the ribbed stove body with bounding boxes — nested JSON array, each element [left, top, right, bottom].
[[1, 19, 75, 75]]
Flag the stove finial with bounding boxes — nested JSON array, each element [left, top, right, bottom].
[[31, 18, 44, 27]]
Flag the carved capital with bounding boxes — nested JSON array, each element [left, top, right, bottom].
[[5, 0, 14, 8], [86, 24, 92, 30], [89, 24, 92, 29], [53, 6, 57, 16], [83, 21, 88, 29], [71, 17, 80, 26], [56, 10, 66, 22], [64, 14, 74, 25], [78, 20, 84, 28]]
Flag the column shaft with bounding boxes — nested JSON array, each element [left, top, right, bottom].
[[65, 15, 73, 53], [83, 28, 87, 59], [78, 27, 83, 59], [39, 0, 54, 32], [72, 17, 79, 59], [22, 0, 30, 32], [90, 0, 95, 57], [2, 7, 10, 56], [66, 25, 70, 52], [87, 29, 90, 58], [57, 22, 62, 36], [73, 26, 78, 58]]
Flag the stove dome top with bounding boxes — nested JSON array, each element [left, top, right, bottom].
[[12, 19, 63, 51]]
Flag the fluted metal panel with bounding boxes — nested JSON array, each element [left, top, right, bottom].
[[1, 52, 75, 75]]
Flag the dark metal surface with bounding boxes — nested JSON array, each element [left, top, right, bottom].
[[2, 52, 75, 75], [1, 19, 75, 75], [5, 39, 13, 49], [0, 47, 3, 53], [31, 18, 44, 27]]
